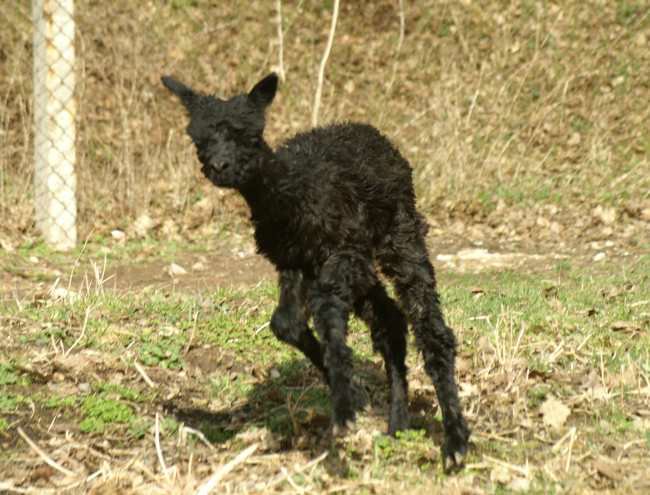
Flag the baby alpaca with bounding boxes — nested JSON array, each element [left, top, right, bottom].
[[162, 72, 470, 469]]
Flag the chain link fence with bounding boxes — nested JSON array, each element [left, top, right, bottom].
[[32, 0, 77, 251]]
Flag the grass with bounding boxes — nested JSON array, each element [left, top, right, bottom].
[[1, 248, 648, 493], [1, 0, 649, 246], [1, 0, 649, 492]]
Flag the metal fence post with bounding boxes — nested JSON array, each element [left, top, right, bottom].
[[32, 0, 77, 251]]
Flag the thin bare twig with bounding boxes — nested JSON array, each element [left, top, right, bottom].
[[63, 304, 94, 357], [196, 443, 258, 495], [483, 454, 530, 477], [184, 307, 199, 354], [0, 482, 33, 494], [265, 451, 328, 490], [386, 0, 405, 94], [17, 427, 77, 478], [134, 360, 156, 388], [311, 0, 340, 126], [182, 426, 216, 451], [275, 0, 285, 80], [254, 321, 270, 335], [565, 427, 576, 472], [155, 413, 169, 476]]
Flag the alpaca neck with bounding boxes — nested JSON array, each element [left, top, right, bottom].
[[239, 143, 291, 222]]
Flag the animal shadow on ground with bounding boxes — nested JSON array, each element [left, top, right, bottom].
[[163, 355, 445, 472]]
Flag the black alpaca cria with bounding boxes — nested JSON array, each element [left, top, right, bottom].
[[162, 73, 470, 469]]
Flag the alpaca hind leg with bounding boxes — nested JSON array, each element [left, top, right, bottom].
[[391, 257, 470, 470], [354, 282, 409, 435]]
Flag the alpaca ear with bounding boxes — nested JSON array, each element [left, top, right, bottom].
[[248, 73, 278, 109], [161, 75, 198, 110]]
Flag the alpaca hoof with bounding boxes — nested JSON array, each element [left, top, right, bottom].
[[443, 450, 467, 473], [441, 420, 470, 472], [332, 419, 355, 438]]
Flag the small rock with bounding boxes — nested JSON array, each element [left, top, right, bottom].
[[111, 229, 126, 241], [593, 252, 606, 262], [192, 261, 206, 271], [167, 263, 187, 276], [49, 286, 79, 303]]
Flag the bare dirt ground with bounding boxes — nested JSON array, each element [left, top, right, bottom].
[[1, 227, 649, 494], [1, 1, 649, 491], [2, 225, 647, 299]]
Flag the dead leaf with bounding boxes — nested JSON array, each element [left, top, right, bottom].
[[132, 213, 155, 237], [593, 205, 616, 225], [593, 252, 606, 262], [490, 466, 512, 484], [636, 32, 648, 46], [459, 381, 479, 398], [593, 458, 624, 481], [641, 207, 650, 222], [568, 132, 581, 146], [161, 219, 179, 239], [456, 356, 471, 374], [0, 237, 14, 252], [543, 286, 559, 298], [167, 263, 187, 277], [540, 396, 570, 429], [192, 261, 206, 271], [508, 477, 531, 492], [49, 286, 79, 303]]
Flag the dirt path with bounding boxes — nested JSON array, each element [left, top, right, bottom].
[[2, 231, 646, 299]]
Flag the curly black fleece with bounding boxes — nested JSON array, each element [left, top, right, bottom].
[[162, 73, 470, 468]]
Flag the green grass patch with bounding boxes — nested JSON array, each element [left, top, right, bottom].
[[1, 247, 648, 491], [80, 396, 136, 434], [44, 395, 78, 409], [0, 362, 22, 386], [0, 393, 27, 414]]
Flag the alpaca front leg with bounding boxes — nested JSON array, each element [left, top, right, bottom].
[[309, 252, 377, 435], [270, 270, 328, 380]]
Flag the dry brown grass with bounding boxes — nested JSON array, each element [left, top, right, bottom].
[[1, 0, 649, 246], [2, 254, 649, 493]]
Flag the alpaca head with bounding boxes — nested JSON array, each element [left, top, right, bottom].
[[162, 73, 278, 189]]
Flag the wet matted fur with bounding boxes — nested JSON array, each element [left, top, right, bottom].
[[162, 73, 470, 470]]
